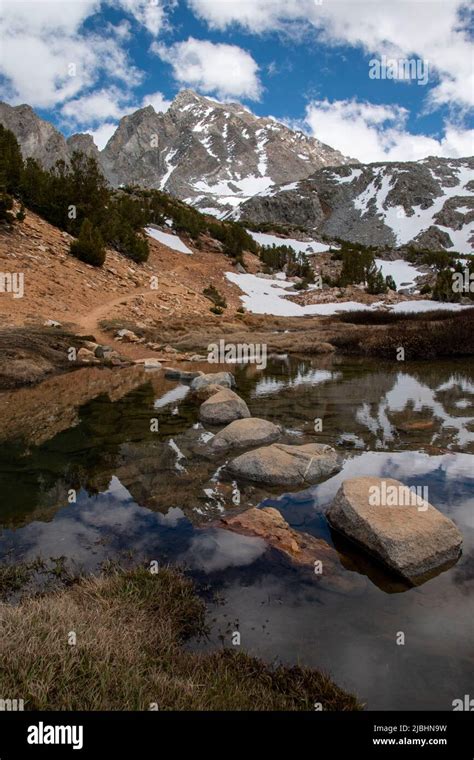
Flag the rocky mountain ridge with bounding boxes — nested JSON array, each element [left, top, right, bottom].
[[0, 91, 352, 216], [233, 157, 474, 253], [1, 94, 472, 252]]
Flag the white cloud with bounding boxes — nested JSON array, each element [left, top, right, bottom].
[[141, 91, 171, 112], [153, 37, 262, 100], [189, 0, 474, 111], [0, 1, 144, 109], [188, 0, 310, 32], [114, 0, 168, 36], [63, 88, 170, 148], [305, 98, 474, 162], [61, 88, 133, 124], [87, 122, 117, 150]]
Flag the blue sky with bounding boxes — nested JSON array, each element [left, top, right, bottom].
[[0, 1, 472, 161]]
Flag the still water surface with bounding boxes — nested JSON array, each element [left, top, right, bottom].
[[0, 356, 472, 710]]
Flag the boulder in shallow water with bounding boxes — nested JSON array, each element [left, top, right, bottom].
[[199, 389, 250, 425], [327, 477, 463, 584], [227, 443, 341, 487], [210, 417, 281, 452], [191, 372, 235, 391], [221, 507, 364, 594]]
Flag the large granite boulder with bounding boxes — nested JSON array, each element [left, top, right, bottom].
[[327, 477, 463, 584], [199, 389, 250, 425], [227, 443, 341, 487], [210, 417, 281, 452]]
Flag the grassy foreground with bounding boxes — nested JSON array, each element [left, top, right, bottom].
[[0, 566, 361, 711]]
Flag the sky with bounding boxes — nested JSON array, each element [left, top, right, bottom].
[[0, 0, 473, 161]]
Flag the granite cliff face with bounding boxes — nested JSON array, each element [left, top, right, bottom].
[[0, 102, 100, 168], [233, 157, 474, 253], [100, 89, 353, 215], [0, 102, 72, 169]]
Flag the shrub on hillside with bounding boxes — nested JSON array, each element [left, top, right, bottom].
[[70, 219, 106, 267], [203, 284, 227, 309], [432, 269, 460, 302], [339, 246, 376, 287], [0, 193, 15, 224], [118, 229, 149, 263]]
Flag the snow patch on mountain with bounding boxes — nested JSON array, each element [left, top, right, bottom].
[[247, 231, 331, 254], [226, 271, 469, 318], [145, 227, 192, 254]]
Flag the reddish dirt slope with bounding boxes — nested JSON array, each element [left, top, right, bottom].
[[0, 210, 255, 348]]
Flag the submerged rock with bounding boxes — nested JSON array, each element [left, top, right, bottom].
[[327, 477, 463, 584], [164, 368, 202, 381], [227, 443, 341, 487], [191, 372, 235, 391], [199, 389, 250, 425], [210, 417, 281, 452], [134, 358, 162, 369], [221, 507, 364, 594]]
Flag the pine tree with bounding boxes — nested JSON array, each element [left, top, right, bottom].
[[432, 269, 460, 302], [70, 218, 106, 267], [366, 262, 388, 294], [0, 125, 23, 194]]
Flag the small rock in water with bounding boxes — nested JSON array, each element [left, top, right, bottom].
[[210, 417, 281, 452], [227, 443, 341, 487], [191, 372, 235, 391], [164, 368, 202, 381], [199, 389, 250, 425], [221, 507, 364, 594], [135, 358, 162, 369]]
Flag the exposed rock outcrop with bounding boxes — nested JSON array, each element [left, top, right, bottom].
[[235, 157, 474, 253], [100, 90, 352, 216]]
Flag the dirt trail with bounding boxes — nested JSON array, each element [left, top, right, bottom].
[[72, 289, 161, 358], [0, 208, 255, 360]]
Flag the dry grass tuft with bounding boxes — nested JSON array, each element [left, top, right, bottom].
[[0, 566, 361, 711]]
